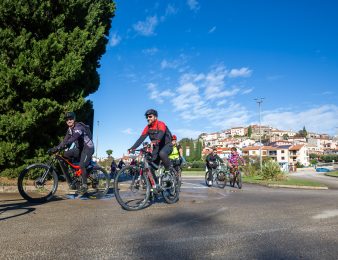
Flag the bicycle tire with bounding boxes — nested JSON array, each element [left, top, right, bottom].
[[216, 171, 227, 188], [87, 166, 110, 199], [162, 171, 179, 204], [236, 172, 242, 189], [114, 166, 150, 211], [205, 171, 212, 187], [18, 164, 58, 203]]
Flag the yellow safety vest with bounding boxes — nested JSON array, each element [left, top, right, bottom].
[[169, 145, 180, 159]]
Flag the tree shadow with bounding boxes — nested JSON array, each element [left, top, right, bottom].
[[0, 197, 63, 221]]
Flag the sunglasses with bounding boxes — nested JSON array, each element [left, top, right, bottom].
[[146, 115, 154, 119]]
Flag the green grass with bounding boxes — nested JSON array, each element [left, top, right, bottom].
[[325, 171, 338, 178], [243, 175, 326, 187], [182, 170, 205, 176]]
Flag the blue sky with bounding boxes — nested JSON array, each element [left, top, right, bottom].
[[89, 0, 338, 158]]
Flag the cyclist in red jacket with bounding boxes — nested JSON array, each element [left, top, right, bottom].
[[129, 109, 173, 171]]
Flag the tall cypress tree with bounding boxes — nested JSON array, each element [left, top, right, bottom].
[[0, 0, 115, 176]]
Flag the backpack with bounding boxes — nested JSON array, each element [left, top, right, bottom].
[[78, 122, 93, 140]]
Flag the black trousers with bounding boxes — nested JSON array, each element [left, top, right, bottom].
[[152, 143, 173, 170], [64, 146, 94, 185]]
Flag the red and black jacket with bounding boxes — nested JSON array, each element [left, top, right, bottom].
[[130, 120, 172, 150]]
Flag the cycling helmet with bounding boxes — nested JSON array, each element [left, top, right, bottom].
[[144, 109, 158, 117], [172, 135, 177, 140], [65, 111, 76, 120]]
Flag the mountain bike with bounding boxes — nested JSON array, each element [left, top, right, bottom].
[[114, 146, 180, 211], [205, 163, 227, 188], [229, 167, 242, 189], [18, 151, 110, 202]]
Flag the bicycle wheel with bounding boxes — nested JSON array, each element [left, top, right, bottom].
[[205, 171, 212, 187], [236, 172, 242, 189], [216, 171, 227, 188], [162, 171, 179, 204], [18, 164, 58, 203], [114, 166, 150, 211], [229, 173, 235, 187], [87, 166, 110, 199]]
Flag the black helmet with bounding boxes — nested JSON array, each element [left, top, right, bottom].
[[144, 109, 158, 118], [65, 111, 76, 120]]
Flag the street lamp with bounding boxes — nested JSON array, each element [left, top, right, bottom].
[[254, 98, 264, 174], [95, 120, 99, 159]]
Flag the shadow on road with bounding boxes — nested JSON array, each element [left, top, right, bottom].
[[0, 197, 63, 221]]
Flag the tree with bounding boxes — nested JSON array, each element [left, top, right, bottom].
[[247, 126, 252, 138], [282, 134, 289, 140], [297, 126, 308, 138], [106, 149, 113, 157], [0, 0, 115, 176]]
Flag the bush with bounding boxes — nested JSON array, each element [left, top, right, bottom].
[[186, 160, 205, 169], [241, 163, 259, 177], [261, 160, 286, 181]]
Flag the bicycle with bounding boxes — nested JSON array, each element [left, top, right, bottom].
[[228, 167, 242, 189], [114, 147, 180, 211], [18, 151, 110, 202], [205, 163, 227, 188]]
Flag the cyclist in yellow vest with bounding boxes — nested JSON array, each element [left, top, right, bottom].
[[169, 135, 183, 170]]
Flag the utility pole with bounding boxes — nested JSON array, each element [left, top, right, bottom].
[[95, 120, 99, 159], [254, 98, 264, 174]]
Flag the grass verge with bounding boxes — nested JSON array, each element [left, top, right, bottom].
[[182, 172, 325, 187], [325, 171, 338, 178], [243, 175, 326, 187]]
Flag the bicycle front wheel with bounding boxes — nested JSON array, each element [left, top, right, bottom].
[[236, 172, 242, 189], [205, 171, 212, 187], [114, 166, 150, 211], [18, 164, 58, 203], [87, 166, 110, 199], [216, 171, 227, 188], [162, 171, 179, 204]]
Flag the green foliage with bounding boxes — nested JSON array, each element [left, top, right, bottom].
[[261, 160, 286, 181], [310, 159, 318, 165], [242, 163, 258, 177], [296, 126, 308, 138], [0, 0, 115, 177], [106, 149, 113, 157], [309, 153, 318, 159], [295, 161, 304, 168], [247, 125, 252, 138], [321, 154, 338, 163]]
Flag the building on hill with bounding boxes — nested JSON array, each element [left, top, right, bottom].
[[230, 127, 248, 137]]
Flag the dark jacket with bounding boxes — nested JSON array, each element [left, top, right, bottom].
[[59, 122, 94, 151]]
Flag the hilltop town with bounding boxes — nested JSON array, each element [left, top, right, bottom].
[[193, 125, 338, 169]]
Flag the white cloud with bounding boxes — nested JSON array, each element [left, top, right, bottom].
[[208, 26, 216, 33], [165, 4, 178, 16], [160, 55, 187, 70], [110, 33, 121, 47], [147, 83, 175, 104], [262, 105, 338, 135], [229, 67, 252, 78], [122, 128, 137, 135], [242, 88, 253, 94], [133, 16, 158, 36], [142, 47, 159, 55], [187, 0, 200, 11]]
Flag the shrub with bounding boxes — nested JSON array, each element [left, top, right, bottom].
[[241, 163, 259, 177], [261, 160, 286, 181]]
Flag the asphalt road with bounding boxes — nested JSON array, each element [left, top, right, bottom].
[[1, 178, 338, 260]]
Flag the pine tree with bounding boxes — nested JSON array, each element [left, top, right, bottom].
[[0, 0, 115, 176]]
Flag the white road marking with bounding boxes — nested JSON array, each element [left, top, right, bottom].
[[313, 209, 338, 219]]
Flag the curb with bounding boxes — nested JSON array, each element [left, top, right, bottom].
[[0, 185, 18, 193], [267, 184, 328, 190]]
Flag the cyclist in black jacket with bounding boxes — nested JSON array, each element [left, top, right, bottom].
[[205, 148, 224, 186], [50, 112, 94, 193]]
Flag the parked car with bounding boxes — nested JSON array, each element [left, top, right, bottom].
[[316, 167, 331, 172]]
